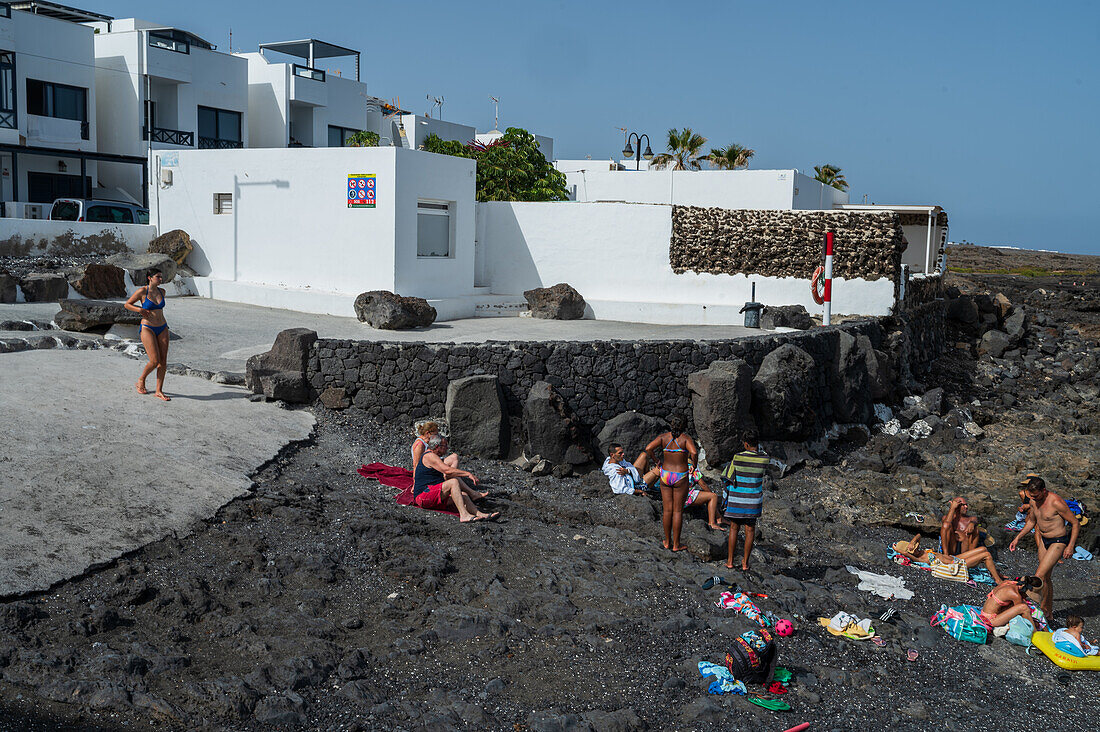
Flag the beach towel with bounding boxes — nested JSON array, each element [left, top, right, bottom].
[[357, 462, 459, 516], [698, 661, 747, 695], [716, 590, 771, 627], [845, 565, 914, 600], [886, 547, 995, 585]]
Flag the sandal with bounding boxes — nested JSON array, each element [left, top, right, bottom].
[[907, 649, 919, 662], [702, 576, 726, 590]]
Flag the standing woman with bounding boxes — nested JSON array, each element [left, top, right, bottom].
[[644, 415, 697, 552], [124, 270, 171, 401]]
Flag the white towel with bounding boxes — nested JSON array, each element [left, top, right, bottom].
[[845, 565, 914, 600]]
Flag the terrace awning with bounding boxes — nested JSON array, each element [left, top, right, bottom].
[[258, 40, 360, 80]]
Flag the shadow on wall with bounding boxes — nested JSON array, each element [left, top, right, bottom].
[[187, 237, 212, 276], [484, 203, 541, 295]]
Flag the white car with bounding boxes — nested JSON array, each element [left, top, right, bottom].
[[49, 198, 150, 225]]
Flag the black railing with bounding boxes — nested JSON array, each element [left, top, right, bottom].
[[198, 137, 242, 149], [0, 111, 13, 129], [292, 64, 325, 82], [80, 120, 89, 140], [149, 33, 189, 55], [144, 126, 194, 146]]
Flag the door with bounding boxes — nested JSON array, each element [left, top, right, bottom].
[[26, 171, 88, 203]]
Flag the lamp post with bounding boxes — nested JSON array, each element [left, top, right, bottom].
[[621, 132, 653, 171]]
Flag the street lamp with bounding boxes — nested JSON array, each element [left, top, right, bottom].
[[621, 132, 653, 171]]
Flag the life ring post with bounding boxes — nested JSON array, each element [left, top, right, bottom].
[[822, 231, 834, 325]]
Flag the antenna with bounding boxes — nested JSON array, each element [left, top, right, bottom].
[[489, 95, 499, 130], [425, 95, 443, 119], [228, 28, 232, 53], [438, 96, 444, 121], [425, 94, 432, 118]]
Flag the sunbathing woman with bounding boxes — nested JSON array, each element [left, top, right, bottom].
[[644, 415, 699, 552], [977, 576, 1040, 629], [893, 534, 1006, 584], [411, 421, 458, 482], [124, 270, 171, 401]]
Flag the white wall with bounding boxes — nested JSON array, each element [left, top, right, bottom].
[[0, 219, 156, 253], [243, 54, 288, 148], [155, 147, 476, 316], [791, 172, 850, 209], [481, 201, 897, 323], [402, 115, 477, 150]]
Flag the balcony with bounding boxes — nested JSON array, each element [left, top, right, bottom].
[[292, 64, 325, 82], [144, 126, 194, 146], [198, 137, 242, 149], [25, 115, 88, 146], [149, 32, 189, 54], [0, 110, 13, 129]]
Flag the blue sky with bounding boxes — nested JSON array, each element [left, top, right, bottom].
[[95, 0, 1099, 254]]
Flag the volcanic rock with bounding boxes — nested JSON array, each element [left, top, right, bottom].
[[830, 330, 874, 424], [596, 411, 665, 458], [523, 283, 586, 320], [147, 229, 193, 266], [68, 263, 127, 299], [53, 299, 141, 332], [752, 343, 817, 439], [523, 381, 576, 464], [761, 304, 814, 330], [246, 328, 317, 403], [978, 330, 1010, 358], [353, 291, 436, 329], [105, 253, 177, 286], [445, 374, 508, 459], [687, 359, 755, 466], [19, 272, 69, 302], [0, 270, 18, 303]]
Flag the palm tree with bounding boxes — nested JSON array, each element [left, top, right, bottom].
[[706, 143, 755, 170], [813, 164, 848, 191], [649, 128, 708, 170]]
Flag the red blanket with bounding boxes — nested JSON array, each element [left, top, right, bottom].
[[357, 462, 458, 516]]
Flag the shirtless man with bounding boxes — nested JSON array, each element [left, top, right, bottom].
[[940, 497, 978, 554], [1009, 476, 1079, 619]]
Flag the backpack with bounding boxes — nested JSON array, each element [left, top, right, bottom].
[[725, 628, 777, 684], [1005, 615, 1034, 647], [930, 604, 988, 644]]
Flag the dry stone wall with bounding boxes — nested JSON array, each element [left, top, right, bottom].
[[305, 303, 946, 444], [670, 207, 907, 281]]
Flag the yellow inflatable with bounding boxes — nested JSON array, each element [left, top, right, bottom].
[[1030, 632, 1100, 671]]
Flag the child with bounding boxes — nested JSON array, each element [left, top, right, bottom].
[[1052, 615, 1098, 657]]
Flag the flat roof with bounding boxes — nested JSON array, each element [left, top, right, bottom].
[[8, 0, 112, 22], [258, 39, 360, 60], [837, 204, 942, 214]]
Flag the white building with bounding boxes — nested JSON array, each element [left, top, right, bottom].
[[243, 40, 370, 149], [89, 17, 248, 204], [0, 1, 106, 216]]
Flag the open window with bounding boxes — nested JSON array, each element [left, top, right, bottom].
[[416, 200, 452, 258]]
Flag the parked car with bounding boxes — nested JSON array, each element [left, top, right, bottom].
[[49, 199, 150, 225]]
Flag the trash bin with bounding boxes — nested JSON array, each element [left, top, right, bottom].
[[740, 282, 764, 328]]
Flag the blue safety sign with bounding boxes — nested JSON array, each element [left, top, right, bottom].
[[348, 174, 376, 208]]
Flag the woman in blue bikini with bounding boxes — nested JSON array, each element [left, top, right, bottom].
[[643, 415, 699, 552], [124, 270, 171, 401]]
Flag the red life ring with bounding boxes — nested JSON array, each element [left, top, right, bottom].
[[811, 266, 826, 305]]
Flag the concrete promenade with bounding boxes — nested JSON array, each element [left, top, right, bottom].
[[1, 298, 760, 373]]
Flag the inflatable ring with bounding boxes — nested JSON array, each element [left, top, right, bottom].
[[811, 266, 826, 305], [1030, 632, 1100, 670]]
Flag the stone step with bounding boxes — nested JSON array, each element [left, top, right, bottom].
[[473, 296, 528, 318]]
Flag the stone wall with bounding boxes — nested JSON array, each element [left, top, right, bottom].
[[305, 305, 946, 443], [669, 207, 907, 282], [902, 273, 946, 309]]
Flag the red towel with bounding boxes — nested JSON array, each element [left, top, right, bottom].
[[357, 462, 458, 516]]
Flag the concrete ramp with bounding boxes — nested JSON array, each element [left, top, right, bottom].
[[0, 349, 315, 596]]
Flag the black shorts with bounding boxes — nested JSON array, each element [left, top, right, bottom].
[[727, 517, 757, 528], [1041, 534, 1069, 549]]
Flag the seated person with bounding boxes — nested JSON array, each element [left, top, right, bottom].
[[977, 576, 1040, 630], [412, 421, 458, 480], [893, 534, 1005, 583], [1052, 615, 1099, 657], [603, 444, 725, 531], [414, 435, 496, 523], [940, 496, 979, 554]]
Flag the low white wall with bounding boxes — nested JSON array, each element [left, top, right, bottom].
[[481, 201, 896, 323], [0, 219, 156, 256]]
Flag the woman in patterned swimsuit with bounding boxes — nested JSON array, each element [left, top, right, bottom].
[[644, 415, 700, 552]]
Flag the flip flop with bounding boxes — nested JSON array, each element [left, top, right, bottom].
[[702, 576, 726, 590], [1073, 546, 1092, 561], [871, 636, 886, 646], [907, 649, 919, 662]]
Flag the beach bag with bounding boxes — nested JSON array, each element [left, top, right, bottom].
[[930, 556, 970, 583], [930, 604, 988, 644], [725, 628, 777, 684], [1005, 616, 1034, 647]]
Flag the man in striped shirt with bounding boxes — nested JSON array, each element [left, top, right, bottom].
[[723, 432, 770, 571]]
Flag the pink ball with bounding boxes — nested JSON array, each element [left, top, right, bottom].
[[775, 619, 794, 636]]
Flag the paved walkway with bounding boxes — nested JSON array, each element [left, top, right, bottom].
[[0, 349, 314, 596], [1, 298, 759, 373]]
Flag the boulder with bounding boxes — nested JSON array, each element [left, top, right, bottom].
[[0, 271, 17, 304], [945, 297, 979, 326], [751, 343, 817, 439], [319, 387, 349, 410], [53, 299, 141, 332], [978, 330, 1010, 359], [1003, 307, 1028, 346], [687, 359, 755, 467], [147, 229, 193, 266], [445, 375, 509, 459], [993, 292, 1013, 321], [68, 264, 127, 299], [523, 283, 586, 320], [830, 331, 873, 425], [246, 328, 317, 404], [105, 253, 177, 286], [760, 304, 814, 330], [523, 381, 573, 464], [596, 411, 665, 459], [353, 291, 436, 330], [19, 273, 69, 302]]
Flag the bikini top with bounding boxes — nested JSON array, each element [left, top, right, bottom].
[[664, 434, 685, 453], [142, 290, 165, 310], [987, 588, 1013, 608]]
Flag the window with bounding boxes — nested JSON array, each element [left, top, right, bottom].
[[86, 205, 134, 224], [328, 125, 361, 147], [198, 106, 242, 148], [0, 51, 14, 129], [416, 201, 452, 258], [144, 99, 156, 133], [26, 79, 87, 123], [213, 193, 232, 214]]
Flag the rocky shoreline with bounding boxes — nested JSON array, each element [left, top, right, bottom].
[[0, 269, 1097, 731]]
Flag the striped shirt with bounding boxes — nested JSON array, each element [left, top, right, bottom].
[[723, 449, 769, 520]]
